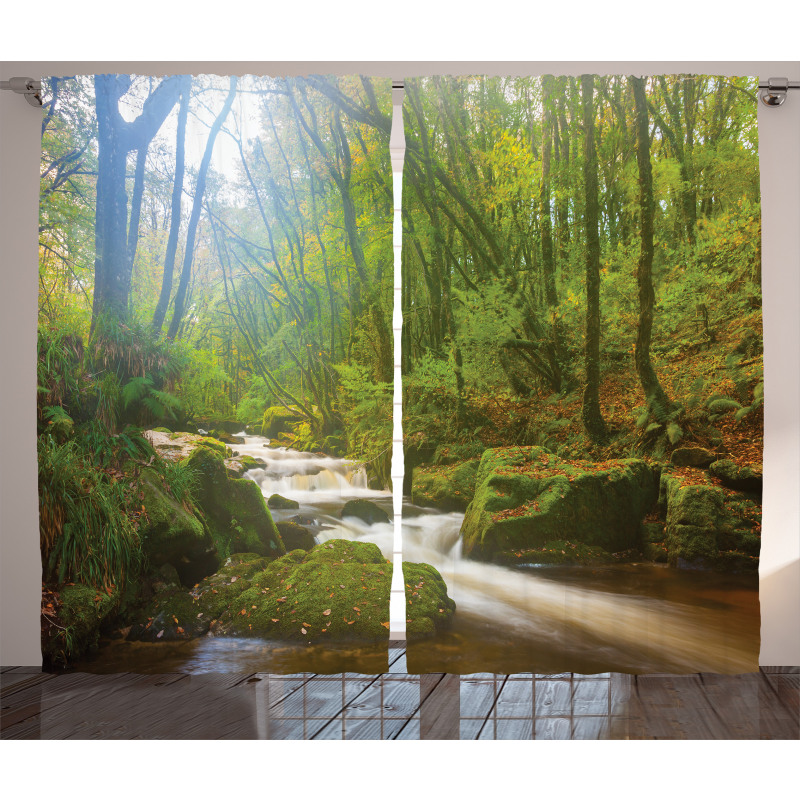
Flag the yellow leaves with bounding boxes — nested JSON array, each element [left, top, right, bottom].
[[271, 618, 279, 622], [380, 621, 391, 629]]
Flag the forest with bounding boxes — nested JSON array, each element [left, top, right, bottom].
[[37, 74, 408, 668], [36, 71, 764, 673]]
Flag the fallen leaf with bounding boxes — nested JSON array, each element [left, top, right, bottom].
[[301, 627, 307, 634], [271, 618, 279, 622], [156, 630, 164, 639], [380, 621, 390, 629], [322, 609, 331, 616]]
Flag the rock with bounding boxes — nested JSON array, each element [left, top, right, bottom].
[[290, 514, 318, 527], [411, 459, 480, 512], [403, 562, 456, 638], [42, 583, 120, 665], [670, 446, 717, 468], [461, 446, 659, 563], [137, 467, 218, 585], [495, 540, 613, 566], [225, 459, 247, 479], [709, 460, 763, 493], [220, 540, 394, 641], [341, 499, 391, 525], [45, 410, 74, 443], [276, 521, 316, 551], [641, 521, 666, 543], [707, 398, 742, 416], [216, 432, 245, 445], [261, 406, 303, 438], [268, 493, 300, 510], [183, 445, 285, 559], [660, 474, 760, 570]]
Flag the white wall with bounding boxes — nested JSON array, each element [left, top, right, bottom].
[[1, 61, 797, 667]]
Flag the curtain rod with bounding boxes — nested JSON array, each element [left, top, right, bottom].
[[3, 76, 798, 108]]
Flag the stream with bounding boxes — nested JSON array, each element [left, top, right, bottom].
[[79, 435, 759, 675]]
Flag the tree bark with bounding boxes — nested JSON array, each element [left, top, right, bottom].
[[630, 75, 676, 423], [580, 74, 607, 443], [167, 77, 237, 340], [153, 76, 191, 331]]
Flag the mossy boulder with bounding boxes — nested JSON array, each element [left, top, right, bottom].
[[670, 446, 717, 468], [341, 499, 391, 525], [152, 426, 172, 434], [494, 540, 613, 566], [216, 432, 245, 445], [217, 540, 393, 641], [276, 521, 316, 551], [403, 562, 456, 638], [261, 406, 303, 438], [461, 447, 658, 563], [268, 493, 300, 510], [709, 459, 763, 493], [42, 583, 121, 665], [199, 437, 231, 456], [660, 474, 760, 570], [183, 445, 284, 559], [411, 459, 480, 511], [137, 467, 218, 585]]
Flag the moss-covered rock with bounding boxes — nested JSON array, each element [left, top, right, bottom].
[[707, 398, 742, 416], [670, 446, 717, 468], [403, 562, 456, 638], [495, 540, 613, 566], [198, 437, 231, 456], [217, 540, 393, 642], [660, 474, 760, 570], [261, 406, 303, 438], [137, 467, 218, 585], [268, 493, 300, 510], [461, 447, 658, 563], [341, 499, 391, 525], [127, 587, 208, 642], [152, 426, 172, 434], [709, 459, 763, 493], [216, 432, 245, 445], [43, 583, 120, 665], [276, 521, 316, 551], [411, 459, 480, 511], [182, 445, 284, 559]]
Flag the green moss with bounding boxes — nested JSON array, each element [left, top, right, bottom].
[[261, 406, 303, 438], [494, 540, 613, 566], [276, 521, 316, 551], [461, 447, 658, 562], [268, 493, 300, 510], [137, 467, 218, 584], [182, 445, 284, 559], [220, 540, 393, 641], [43, 583, 120, 665], [709, 459, 762, 493], [403, 562, 456, 639], [198, 437, 230, 456], [412, 459, 480, 511], [341, 499, 391, 525], [127, 587, 208, 642]]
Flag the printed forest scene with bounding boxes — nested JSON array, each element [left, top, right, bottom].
[[401, 74, 763, 674], [37, 73, 439, 673]]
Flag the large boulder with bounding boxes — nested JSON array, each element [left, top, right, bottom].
[[709, 459, 763, 493], [216, 540, 394, 641], [127, 553, 271, 642], [183, 445, 284, 559], [276, 521, 316, 551], [341, 499, 391, 525], [461, 446, 659, 563], [137, 468, 218, 585], [261, 406, 303, 439], [411, 459, 480, 512], [660, 474, 760, 570], [403, 562, 457, 638]]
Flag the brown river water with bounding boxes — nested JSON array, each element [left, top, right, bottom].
[[74, 436, 760, 676]]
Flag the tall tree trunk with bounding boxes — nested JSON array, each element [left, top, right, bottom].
[[91, 74, 182, 330], [153, 76, 191, 331], [167, 77, 237, 340], [631, 75, 676, 423], [580, 74, 607, 443]]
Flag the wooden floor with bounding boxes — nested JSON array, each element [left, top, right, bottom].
[[2, 645, 797, 739]]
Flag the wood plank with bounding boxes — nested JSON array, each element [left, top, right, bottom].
[[420, 673, 460, 739]]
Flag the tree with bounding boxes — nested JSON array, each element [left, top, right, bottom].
[[167, 76, 238, 340], [91, 75, 182, 328], [630, 75, 676, 422], [579, 74, 607, 443]]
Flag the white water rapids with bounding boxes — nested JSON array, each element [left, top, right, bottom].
[[235, 435, 758, 674]]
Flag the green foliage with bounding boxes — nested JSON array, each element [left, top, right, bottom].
[[38, 434, 142, 591]]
